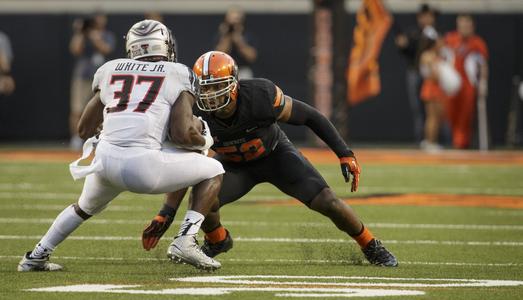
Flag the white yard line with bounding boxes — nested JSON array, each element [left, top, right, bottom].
[[0, 218, 146, 225], [0, 204, 150, 212], [0, 183, 37, 189], [359, 186, 523, 194], [0, 192, 78, 199], [1, 217, 522, 230], [484, 211, 523, 216], [2, 189, 523, 201], [0, 255, 520, 267], [1, 235, 522, 246]]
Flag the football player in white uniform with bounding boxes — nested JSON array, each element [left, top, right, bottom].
[[18, 20, 224, 271]]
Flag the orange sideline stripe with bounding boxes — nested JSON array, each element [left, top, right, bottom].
[[1, 148, 523, 165], [249, 194, 523, 209]]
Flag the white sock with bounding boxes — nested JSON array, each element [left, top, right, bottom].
[[176, 210, 204, 237], [30, 205, 85, 258]]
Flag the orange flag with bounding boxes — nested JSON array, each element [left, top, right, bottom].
[[347, 0, 392, 105]]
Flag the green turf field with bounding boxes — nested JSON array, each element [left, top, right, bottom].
[[1, 158, 523, 299]]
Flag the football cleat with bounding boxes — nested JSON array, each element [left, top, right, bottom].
[[362, 239, 398, 267], [17, 251, 63, 272], [201, 229, 233, 258], [167, 235, 221, 271]]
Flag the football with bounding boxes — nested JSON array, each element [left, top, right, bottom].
[[192, 115, 203, 133]]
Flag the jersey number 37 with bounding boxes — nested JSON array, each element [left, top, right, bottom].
[[106, 74, 165, 114]]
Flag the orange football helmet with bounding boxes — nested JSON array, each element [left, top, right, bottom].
[[193, 51, 238, 111]]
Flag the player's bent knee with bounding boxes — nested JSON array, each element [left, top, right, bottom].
[[310, 188, 340, 214], [198, 157, 225, 181], [76, 196, 110, 217], [211, 173, 223, 184], [73, 203, 92, 220]]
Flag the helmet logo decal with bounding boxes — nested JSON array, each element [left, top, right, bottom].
[[141, 44, 149, 54]]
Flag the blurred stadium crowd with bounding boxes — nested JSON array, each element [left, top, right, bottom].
[[0, 0, 522, 150]]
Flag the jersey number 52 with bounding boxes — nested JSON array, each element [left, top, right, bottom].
[[215, 138, 267, 162]]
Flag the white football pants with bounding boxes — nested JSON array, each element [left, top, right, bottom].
[[77, 141, 224, 215]]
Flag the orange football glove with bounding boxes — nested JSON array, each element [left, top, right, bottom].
[[142, 214, 174, 251], [340, 155, 361, 192]]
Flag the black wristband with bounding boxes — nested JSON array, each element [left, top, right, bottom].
[[344, 150, 355, 158], [158, 203, 177, 217]]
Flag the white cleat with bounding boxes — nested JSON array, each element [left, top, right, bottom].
[[167, 235, 221, 271], [17, 252, 63, 272]]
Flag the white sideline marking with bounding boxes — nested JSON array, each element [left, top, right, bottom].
[[225, 258, 522, 267], [0, 192, 78, 199], [0, 235, 138, 241], [1, 255, 521, 267], [2, 234, 523, 246], [174, 275, 523, 288], [368, 222, 523, 231], [0, 218, 145, 225], [485, 211, 523, 216], [25, 276, 523, 298], [360, 186, 523, 194], [0, 204, 150, 212], [0, 183, 36, 189], [26, 284, 425, 298], [2, 217, 522, 231], [0, 191, 278, 201]]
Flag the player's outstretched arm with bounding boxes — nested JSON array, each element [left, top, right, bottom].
[[77, 91, 104, 140], [279, 97, 360, 192]]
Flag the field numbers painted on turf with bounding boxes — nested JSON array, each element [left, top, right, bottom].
[[26, 276, 523, 298], [27, 285, 424, 297]]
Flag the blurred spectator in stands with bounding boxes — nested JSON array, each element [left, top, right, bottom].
[[215, 7, 257, 79], [0, 30, 15, 96], [394, 3, 436, 145], [444, 14, 488, 149], [418, 27, 461, 152], [69, 12, 115, 150]]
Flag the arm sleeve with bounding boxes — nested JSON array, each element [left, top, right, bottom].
[[286, 99, 353, 158]]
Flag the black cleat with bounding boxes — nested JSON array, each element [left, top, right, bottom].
[[362, 239, 398, 267], [201, 229, 233, 258]]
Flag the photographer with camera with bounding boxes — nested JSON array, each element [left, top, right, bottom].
[[69, 12, 115, 150], [215, 7, 257, 79]]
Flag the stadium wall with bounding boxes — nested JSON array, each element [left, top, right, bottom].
[[0, 12, 521, 146]]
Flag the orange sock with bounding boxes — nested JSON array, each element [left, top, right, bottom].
[[353, 226, 374, 248], [205, 226, 227, 244]]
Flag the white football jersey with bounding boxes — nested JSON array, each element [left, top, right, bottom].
[[92, 58, 196, 149]]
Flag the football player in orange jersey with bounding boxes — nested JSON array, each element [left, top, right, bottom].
[[142, 51, 398, 267], [444, 14, 489, 149]]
